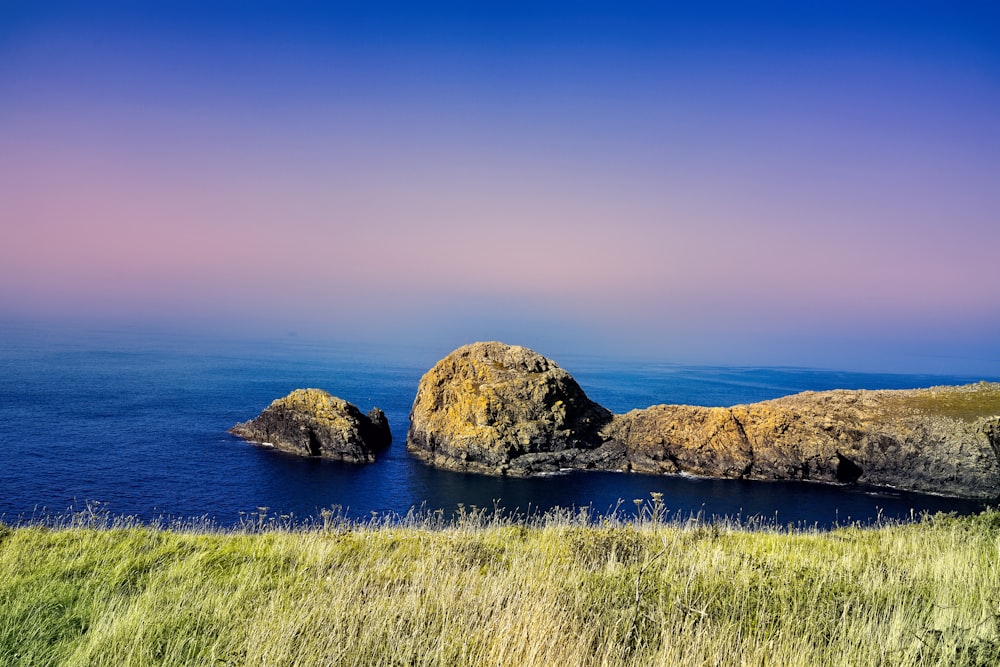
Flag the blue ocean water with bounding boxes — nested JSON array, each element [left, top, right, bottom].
[[0, 325, 993, 528]]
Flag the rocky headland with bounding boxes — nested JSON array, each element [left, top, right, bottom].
[[231, 389, 391, 463], [407, 342, 1000, 500]]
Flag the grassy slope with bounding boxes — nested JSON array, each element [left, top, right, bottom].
[[1, 509, 998, 667]]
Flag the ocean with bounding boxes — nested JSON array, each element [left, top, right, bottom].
[[1, 325, 992, 528]]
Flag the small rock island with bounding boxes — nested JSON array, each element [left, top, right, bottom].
[[230, 389, 391, 463], [407, 342, 1000, 500]]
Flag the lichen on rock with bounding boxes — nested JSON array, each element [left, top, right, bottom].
[[230, 388, 391, 463], [406, 341, 613, 474]]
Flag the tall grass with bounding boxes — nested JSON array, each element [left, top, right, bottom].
[[1, 501, 998, 666]]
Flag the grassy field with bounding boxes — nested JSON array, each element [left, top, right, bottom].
[[1, 502, 998, 666]]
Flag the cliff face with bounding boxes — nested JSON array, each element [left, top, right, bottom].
[[608, 405, 754, 479], [406, 342, 1000, 499], [609, 385, 1000, 500], [230, 389, 391, 463]]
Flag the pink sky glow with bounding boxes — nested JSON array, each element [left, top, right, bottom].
[[2, 2, 999, 372]]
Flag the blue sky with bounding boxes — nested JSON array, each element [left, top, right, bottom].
[[2, 1, 999, 373]]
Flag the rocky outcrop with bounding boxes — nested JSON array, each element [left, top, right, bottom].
[[608, 385, 1000, 500], [231, 389, 391, 463], [407, 342, 1000, 499], [406, 342, 613, 475]]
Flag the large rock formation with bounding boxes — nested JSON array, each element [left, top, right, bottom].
[[608, 385, 1000, 500], [407, 342, 1000, 500], [231, 389, 391, 463], [406, 342, 614, 474]]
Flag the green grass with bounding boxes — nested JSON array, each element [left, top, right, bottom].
[[1, 503, 998, 666], [886, 382, 1000, 422]]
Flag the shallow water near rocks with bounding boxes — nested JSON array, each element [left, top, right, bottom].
[[0, 326, 992, 528]]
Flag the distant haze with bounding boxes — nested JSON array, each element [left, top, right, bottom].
[[2, 2, 999, 374]]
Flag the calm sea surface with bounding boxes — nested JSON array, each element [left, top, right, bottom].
[[1, 326, 993, 528]]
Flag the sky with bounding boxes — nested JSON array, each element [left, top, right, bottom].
[[2, 1, 999, 373]]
